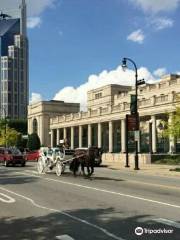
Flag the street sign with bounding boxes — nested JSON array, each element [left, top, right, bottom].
[[130, 94, 137, 114], [22, 135, 28, 139], [137, 79, 145, 86], [126, 114, 139, 131], [134, 130, 140, 141]]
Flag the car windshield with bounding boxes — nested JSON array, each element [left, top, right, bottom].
[[10, 148, 21, 155]]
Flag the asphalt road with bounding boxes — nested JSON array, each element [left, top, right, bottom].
[[0, 162, 180, 240]]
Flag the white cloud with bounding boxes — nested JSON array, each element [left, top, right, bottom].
[[53, 65, 156, 110], [127, 29, 145, 44], [0, 0, 58, 28], [30, 93, 43, 104], [0, 0, 57, 16], [153, 68, 167, 77], [151, 17, 174, 30], [129, 0, 180, 13], [27, 17, 41, 29]]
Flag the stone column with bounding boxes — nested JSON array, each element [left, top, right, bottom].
[[63, 128, 67, 140], [88, 124, 92, 147], [39, 115, 44, 146], [151, 115, 157, 153], [28, 118, 31, 134], [169, 113, 176, 153], [79, 125, 82, 148], [56, 129, 60, 146], [37, 116, 41, 138], [109, 121, 113, 153], [98, 122, 102, 148], [121, 119, 126, 153], [50, 129, 54, 147], [71, 126, 74, 149]]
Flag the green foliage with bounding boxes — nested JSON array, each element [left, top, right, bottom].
[[27, 133, 40, 151], [8, 119, 27, 134], [0, 126, 19, 147], [16, 134, 27, 150], [162, 107, 180, 138], [151, 154, 180, 165]]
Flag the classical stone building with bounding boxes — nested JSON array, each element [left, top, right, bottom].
[[28, 100, 80, 147], [28, 74, 180, 163]]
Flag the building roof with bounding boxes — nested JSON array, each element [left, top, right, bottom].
[[0, 19, 19, 37], [87, 84, 132, 93]]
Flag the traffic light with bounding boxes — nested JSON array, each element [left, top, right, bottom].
[[130, 94, 137, 114]]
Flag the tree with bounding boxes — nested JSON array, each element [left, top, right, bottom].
[[27, 133, 40, 151], [0, 126, 19, 146], [8, 119, 27, 135], [162, 107, 180, 139], [16, 134, 27, 151]]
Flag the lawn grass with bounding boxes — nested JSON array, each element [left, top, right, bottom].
[[152, 154, 180, 165]]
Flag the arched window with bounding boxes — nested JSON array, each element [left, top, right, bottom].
[[33, 118, 38, 133]]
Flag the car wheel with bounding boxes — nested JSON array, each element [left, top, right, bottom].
[[21, 162, 26, 167]]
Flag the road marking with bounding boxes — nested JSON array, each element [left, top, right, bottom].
[[2, 167, 180, 191], [153, 218, 180, 229], [56, 235, 74, 240], [16, 171, 180, 210], [0, 186, 125, 240], [126, 179, 180, 191], [24, 169, 180, 191], [24, 170, 39, 174], [0, 192, 15, 203]]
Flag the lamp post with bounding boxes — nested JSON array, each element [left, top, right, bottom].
[[122, 58, 145, 170], [149, 119, 153, 154]]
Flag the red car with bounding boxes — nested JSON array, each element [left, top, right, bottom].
[[24, 150, 39, 161], [0, 147, 26, 167]]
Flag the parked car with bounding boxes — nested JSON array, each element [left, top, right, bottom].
[[0, 147, 26, 167], [23, 149, 39, 161]]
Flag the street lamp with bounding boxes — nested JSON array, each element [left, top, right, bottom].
[[122, 58, 145, 170]]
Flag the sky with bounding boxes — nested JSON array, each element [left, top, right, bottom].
[[1, 0, 180, 110]]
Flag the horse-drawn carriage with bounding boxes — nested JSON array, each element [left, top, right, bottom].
[[37, 146, 102, 177], [37, 147, 75, 176]]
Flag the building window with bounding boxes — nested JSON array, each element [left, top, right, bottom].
[[95, 92, 102, 99], [8, 94, 12, 103], [15, 106, 18, 115], [33, 119, 38, 134], [156, 95, 168, 103]]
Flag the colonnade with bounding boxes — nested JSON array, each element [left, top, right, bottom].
[[50, 114, 176, 153]]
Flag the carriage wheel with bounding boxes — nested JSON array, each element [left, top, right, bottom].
[[37, 157, 44, 174], [56, 159, 66, 173], [56, 161, 63, 176]]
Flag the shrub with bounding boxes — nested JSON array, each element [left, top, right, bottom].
[[27, 133, 40, 151]]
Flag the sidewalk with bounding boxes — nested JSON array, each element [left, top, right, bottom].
[[105, 162, 180, 177]]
